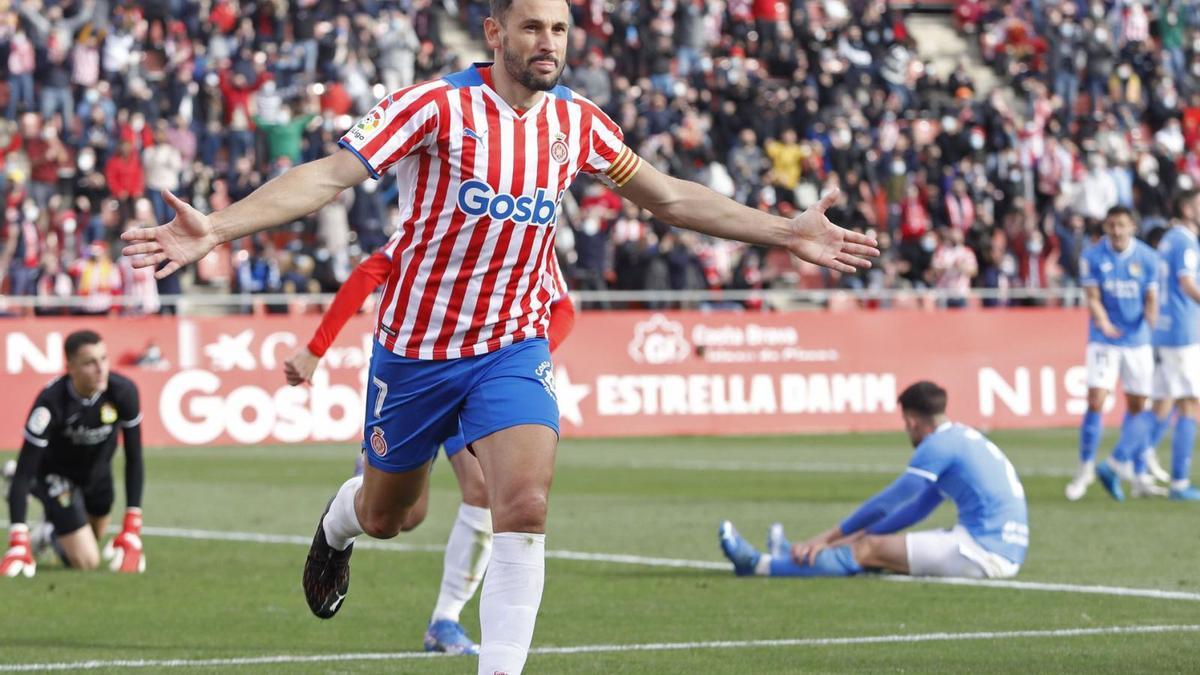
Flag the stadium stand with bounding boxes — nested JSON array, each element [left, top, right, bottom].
[[0, 0, 1195, 313]]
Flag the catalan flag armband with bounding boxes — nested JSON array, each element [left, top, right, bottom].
[[605, 146, 643, 188]]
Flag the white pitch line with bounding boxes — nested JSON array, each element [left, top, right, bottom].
[[2, 624, 1197, 671], [138, 526, 1200, 602], [561, 457, 1077, 478], [881, 575, 1200, 602], [6, 522, 1198, 602]]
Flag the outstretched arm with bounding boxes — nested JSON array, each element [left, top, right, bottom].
[[614, 160, 878, 274], [122, 149, 371, 278]]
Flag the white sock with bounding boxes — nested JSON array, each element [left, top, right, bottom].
[[755, 554, 772, 576], [431, 503, 493, 624], [1078, 459, 1095, 477], [1172, 479, 1191, 491], [477, 532, 545, 675], [321, 475, 364, 551]]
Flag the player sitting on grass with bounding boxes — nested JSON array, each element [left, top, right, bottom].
[[2, 330, 145, 577], [720, 381, 1028, 579], [283, 246, 575, 654]]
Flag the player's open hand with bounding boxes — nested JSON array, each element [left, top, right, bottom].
[[121, 190, 221, 280], [284, 349, 321, 386], [787, 189, 879, 274]]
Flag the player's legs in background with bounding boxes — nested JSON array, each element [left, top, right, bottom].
[[425, 446, 492, 655], [1068, 385, 1108, 500], [717, 521, 866, 577], [1169, 397, 1200, 500], [87, 514, 110, 544], [471, 424, 557, 675], [1144, 397, 1176, 483]]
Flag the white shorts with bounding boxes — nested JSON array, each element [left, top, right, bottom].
[[906, 525, 1020, 579], [1086, 343, 1154, 396], [1152, 345, 1200, 400]]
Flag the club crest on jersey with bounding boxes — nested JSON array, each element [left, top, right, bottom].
[[535, 361, 557, 401], [100, 403, 118, 425], [457, 180, 562, 226], [370, 427, 388, 457], [550, 133, 569, 165], [1128, 262, 1142, 278], [27, 406, 51, 435]]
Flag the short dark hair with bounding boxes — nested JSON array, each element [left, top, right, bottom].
[[1174, 188, 1200, 219], [64, 330, 102, 360], [490, 0, 567, 21], [1105, 205, 1138, 225], [898, 381, 947, 418]]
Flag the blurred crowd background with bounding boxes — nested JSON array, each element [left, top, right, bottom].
[[0, 0, 1196, 314]]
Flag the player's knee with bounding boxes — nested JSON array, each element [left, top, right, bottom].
[[850, 537, 876, 566], [72, 549, 101, 571], [492, 492, 548, 532], [399, 502, 428, 532], [360, 509, 406, 539], [460, 478, 489, 508]]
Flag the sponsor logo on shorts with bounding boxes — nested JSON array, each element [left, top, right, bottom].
[[27, 406, 51, 435], [370, 426, 388, 457], [535, 361, 557, 401], [100, 403, 118, 425]]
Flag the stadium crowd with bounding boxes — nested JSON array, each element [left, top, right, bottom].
[[1, 0, 1198, 313]]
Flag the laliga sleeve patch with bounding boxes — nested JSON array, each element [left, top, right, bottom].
[[27, 407, 51, 435]]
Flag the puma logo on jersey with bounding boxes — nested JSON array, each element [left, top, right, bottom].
[[464, 127, 488, 145]]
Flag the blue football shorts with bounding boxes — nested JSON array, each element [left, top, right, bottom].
[[362, 337, 560, 473]]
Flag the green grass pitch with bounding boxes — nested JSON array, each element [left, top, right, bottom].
[[2, 428, 1199, 673]]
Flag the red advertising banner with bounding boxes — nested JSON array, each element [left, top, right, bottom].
[[0, 309, 1101, 449]]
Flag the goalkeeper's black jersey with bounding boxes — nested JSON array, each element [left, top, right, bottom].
[[20, 372, 141, 486]]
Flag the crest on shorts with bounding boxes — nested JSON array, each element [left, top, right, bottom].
[[27, 406, 51, 435], [370, 426, 388, 457], [535, 360, 557, 401], [550, 133, 569, 165], [100, 403, 118, 425]]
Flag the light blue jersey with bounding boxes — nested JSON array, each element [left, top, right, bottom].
[[1080, 238, 1159, 347], [1153, 225, 1200, 348], [907, 423, 1029, 564]]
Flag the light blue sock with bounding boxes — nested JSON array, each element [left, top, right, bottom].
[[1149, 411, 1173, 450], [1080, 410, 1103, 463], [1172, 416, 1197, 483], [768, 546, 863, 577], [1113, 411, 1155, 464]]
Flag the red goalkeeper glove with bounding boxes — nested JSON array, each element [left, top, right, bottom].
[[1, 525, 36, 578], [104, 508, 145, 573]]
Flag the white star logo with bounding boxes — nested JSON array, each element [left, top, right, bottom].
[[205, 330, 256, 371], [554, 366, 591, 427]]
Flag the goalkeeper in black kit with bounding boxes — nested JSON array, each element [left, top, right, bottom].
[[3, 330, 145, 576]]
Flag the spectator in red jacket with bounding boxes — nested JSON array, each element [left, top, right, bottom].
[[104, 140, 144, 218]]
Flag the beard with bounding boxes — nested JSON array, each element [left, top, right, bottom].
[[501, 39, 564, 92]]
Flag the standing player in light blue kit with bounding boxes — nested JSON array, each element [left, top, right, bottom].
[[1066, 207, 1162, 502], [1144, 189, 1200, 501], [719, 381, 1028, 580]]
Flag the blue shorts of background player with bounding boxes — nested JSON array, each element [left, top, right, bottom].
[[362, 337, 560, 473]]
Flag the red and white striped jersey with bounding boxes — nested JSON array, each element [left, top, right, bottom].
[[340, 64, 634, 360]]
